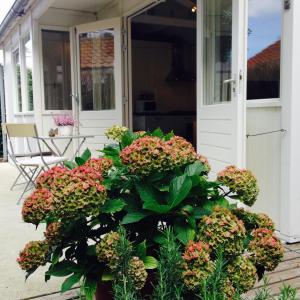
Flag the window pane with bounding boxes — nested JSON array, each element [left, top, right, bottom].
[[79, 29, 115, 111], [24, 35, 33, 111], [203, 0, 232, 105], [13, 49, 22, 112], [247, 0, 281, 100], [42, 30, 72, 110]]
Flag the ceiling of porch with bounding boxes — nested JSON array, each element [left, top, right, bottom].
[[50, 0, 112, 13]]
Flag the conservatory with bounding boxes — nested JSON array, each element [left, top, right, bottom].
[[0, 0, 299, 243]]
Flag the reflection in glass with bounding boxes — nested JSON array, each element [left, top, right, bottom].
[[203, 0, 232, 105], [79, 29, 115, 111], [13, 49, 22, 112], [24, 35, 33, 111], [247, 0, 281, 100], [42, 30, 72, 110]]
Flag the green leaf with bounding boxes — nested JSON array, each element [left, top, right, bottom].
[[48, 261, 80, 277], [151, 128, 164, 138], [81, 148, 91, 162], [136, 183, 170, 213], [193, 207, 209, 219], [102, 270, 113, 281], [61, 273, 81, 293], [136, 241, 147, 259], [174, 223, 195, 245], [82, 276, 97, 300], [121, 212, 150, 224], [163, 131, 175, 141], [153, 232, 166, 244], [101, 198, 126, 214], [64, 161, 77, 170], [51, 247, 62, 265], [75, 157, 85, 166], [86, 245, 96, 256], [168, 174, 192, 209], [143, 256, 158, 270], [203, 198, 229, 213], [120, 130, 135, 148], [185, 161, 206, 177]]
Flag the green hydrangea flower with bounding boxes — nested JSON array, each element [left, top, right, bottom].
[[227, 256, 257, 293], [128, 256, 148, 290], [17, 241, 49, 272], [220, 277, 236, 299], [44, 222, 63, 245], [105, 125, 129, 142], [197, 207, 246, 257], [22, 188, 53, 225], [96, 231, 120, 269], [120, 136, 171, 176], [249, 228, 284, 271], [83, 158, 113, 176], [232, 208, 275, 231], [182, 241, 214, 290], [217, 165, 259, 207], [166, 136, 197, 168]]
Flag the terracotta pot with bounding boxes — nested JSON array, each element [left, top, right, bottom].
[[95, 282, 113, 300]]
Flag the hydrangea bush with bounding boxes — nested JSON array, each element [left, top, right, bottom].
[[18, 127, 283, 299]]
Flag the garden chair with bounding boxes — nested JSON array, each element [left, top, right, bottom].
[[3, 123, 67, 204], [2, 124, 52, 191]]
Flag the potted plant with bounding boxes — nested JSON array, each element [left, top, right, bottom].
[[17, 127, 284, 300], [53, 114, 76, 136]]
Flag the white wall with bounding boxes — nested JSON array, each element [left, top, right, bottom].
[[246, 105, 282, 228]]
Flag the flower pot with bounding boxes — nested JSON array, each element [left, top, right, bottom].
[[58, 125, 73, 136], [95, 283, 113, 300]]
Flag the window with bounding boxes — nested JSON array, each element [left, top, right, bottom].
[[203, 0, 233, 105], [247, 0, 282, 100], [79, 29, 115, 111], [42, 30, 71, 110], [23, 34, 33, 111], [13, 49, 22, 112]]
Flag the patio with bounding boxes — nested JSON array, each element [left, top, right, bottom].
[[0, 161, 300, 299], [0, 162, 78, 300]]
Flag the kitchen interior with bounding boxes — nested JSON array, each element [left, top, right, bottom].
[[131, 0, 197, 146]]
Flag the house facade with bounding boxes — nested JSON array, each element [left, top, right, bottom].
[[0, 0, 299, 243]]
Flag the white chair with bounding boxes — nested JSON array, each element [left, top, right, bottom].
[[3, 123, 67, 204]]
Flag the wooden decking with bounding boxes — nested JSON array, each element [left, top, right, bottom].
[[246, 243, 300, 298]]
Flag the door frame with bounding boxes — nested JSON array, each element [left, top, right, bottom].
[[122, 0, 169, 129], [196, 0, 247, 168], [72, 18, 123, 131]]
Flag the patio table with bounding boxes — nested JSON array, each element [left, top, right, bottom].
[[34, 134, 94, 160]]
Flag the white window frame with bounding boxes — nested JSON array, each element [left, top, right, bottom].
[[39, 25, 72, 114], [12, 44, 23, 114], [21, 32, 34, 112], [246, 0, 283, 106]]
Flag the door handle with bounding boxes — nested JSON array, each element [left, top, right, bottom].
[[222, 78, 236, 85], [70, 93, 79, 103], [222, 77, 236, 101]]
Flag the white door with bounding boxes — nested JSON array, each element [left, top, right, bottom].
[[75, 18, 123, 154], [197, 0, 246, 176]]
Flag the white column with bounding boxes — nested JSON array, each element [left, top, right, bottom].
[[280, 1, 300, 242]]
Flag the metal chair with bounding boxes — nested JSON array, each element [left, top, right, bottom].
[[2, 124, 52, 191], [3, 123, 67, 204]]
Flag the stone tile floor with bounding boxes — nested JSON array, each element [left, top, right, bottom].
[[1, 163, 300, 299]]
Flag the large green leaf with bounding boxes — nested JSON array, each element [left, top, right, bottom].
[[168, 174, 192, 209], [135, 240, 147, 259], [185, 161, 206, 177], [64, 161, 77, 170], [61, 273, 81, 293], [174, 223, 195, 245], [136, 183, 170, 213], [121, 212, 150, 224], [143, 256, 158, 270], [101, 199, 126, 214], [75, 157, 85, 166], [81, 148, 91, 162], [47, 261, 79, 277], [151, 128, 164, 139], [120, 130, 135, 148]]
